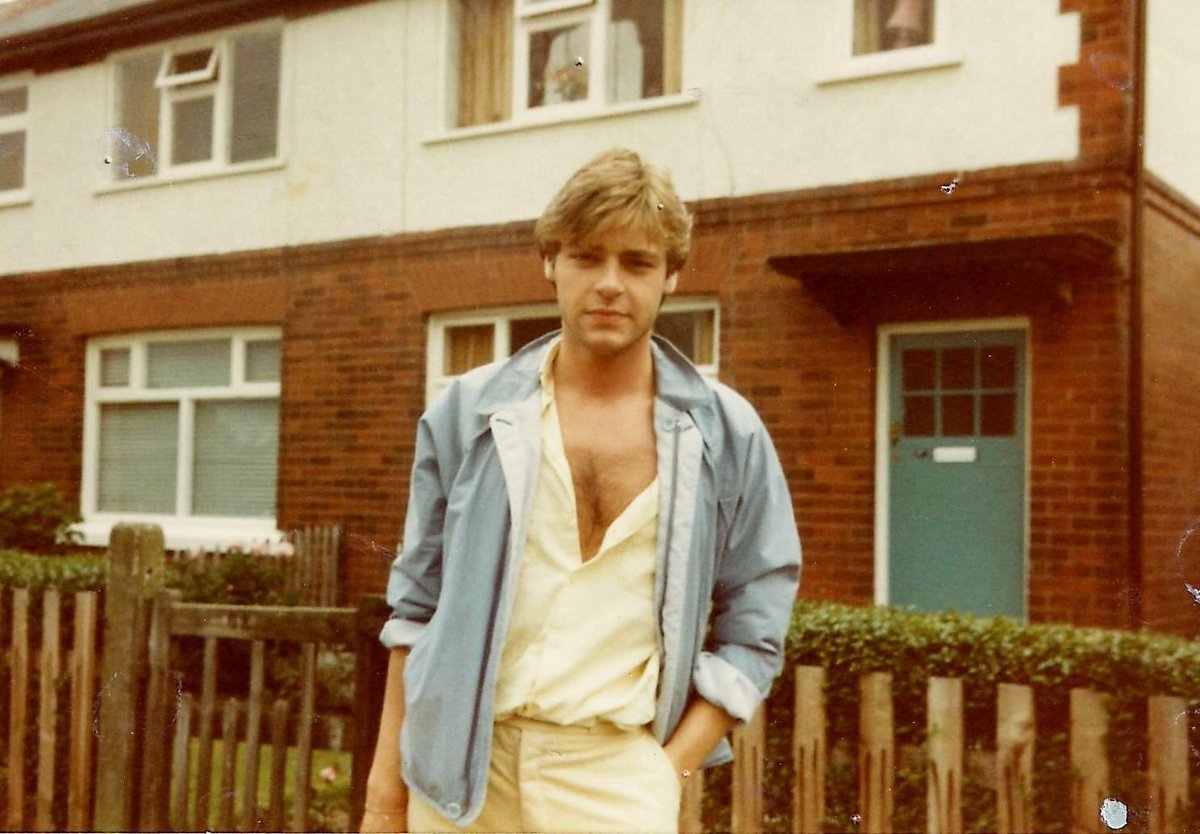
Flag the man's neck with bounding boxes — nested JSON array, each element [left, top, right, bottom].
[[553, 337, 655, 401]]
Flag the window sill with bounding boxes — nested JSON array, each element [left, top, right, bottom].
[[76, 515, 281, 551], [0, 189, 32, 209], [817, 46, 963, 86], [92, 157, 286, 196], [424, 92, 700, 145]]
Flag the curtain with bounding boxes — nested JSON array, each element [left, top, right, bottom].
[[456, 0, 512, 127], [445, 324, 495, 375]]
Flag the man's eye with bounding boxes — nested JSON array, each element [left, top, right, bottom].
[[571, 252, 599, 264]]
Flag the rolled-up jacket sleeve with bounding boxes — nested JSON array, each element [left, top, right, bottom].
[[692, 422, 801, 723], [380, 415, 448, 649]]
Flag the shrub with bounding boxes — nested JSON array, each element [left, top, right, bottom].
[[0, 549, 106, 592], [0, 483, 81, 554]]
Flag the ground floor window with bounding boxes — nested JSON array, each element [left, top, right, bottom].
[[80, 328, 281, 546], [426, 298, 718, 405]]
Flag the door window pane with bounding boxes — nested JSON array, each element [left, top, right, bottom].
[[940, 348, 974, 390], [981, 346, 1016, 389], [981, 393, 1016, 437], [147, 339, 231, 388], [903, 395, 934, 437], [529, 21, 590, 107], [510, 317, 560, 354], [171, 96, 215, 164], [98, 403, 179, 513], [941, 395, 974, 436], [230, 31, 281, 163], [902, 349, 935, 391], [445, 324, 494, 375], [193, 399, 279, 517]]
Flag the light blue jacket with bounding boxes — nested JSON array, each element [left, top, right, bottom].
[[381, 333, 801, 825]]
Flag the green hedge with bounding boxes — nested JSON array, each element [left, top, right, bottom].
[[703, 601, 1200, 833], [0, 549, 106, 592]]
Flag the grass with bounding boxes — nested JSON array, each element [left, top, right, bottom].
[[180, 739, 353, 831]]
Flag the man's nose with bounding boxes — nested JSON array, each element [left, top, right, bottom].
[[595, 257, 623, 295]]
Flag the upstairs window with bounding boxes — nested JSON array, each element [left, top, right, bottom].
[[854, 0, 935, 55], [451, 0, 682, 128], [109, 26, 282, 179], [0, 79, 29, 198]]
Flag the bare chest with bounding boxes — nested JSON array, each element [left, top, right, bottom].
[[557, 402, 657, 561]]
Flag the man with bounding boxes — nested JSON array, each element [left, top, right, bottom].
[[362, 149, 800, 833]]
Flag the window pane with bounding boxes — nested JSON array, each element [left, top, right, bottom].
[[445, 325, 494, 375], [245, 339, 281, 382], [940, 348, 974, 390], [454, 0, 513, 127], [0, 87, 27, 116], [903, 395, 934, 437], [147, 339, 231, 388], [115, 53, 160, 178], [100, 348, 132, 387], [941, 394, 974, 437], [529, 21, 590, 107], [510, 317, 560, 355], [192, 399, 278, 517], [902, 349, 935, 391], [609, 0, 665, 102], [655, 309, 715, 365], [98, 403, 178, 513], [981, 346, 1016, 389], [230, 31, 281, 163], [981, 393, 1016, 437], [171, 48, 214, 78], [171, 96, 214, 164], [854, 0, 935, 55], [0, 131, 24, 191]]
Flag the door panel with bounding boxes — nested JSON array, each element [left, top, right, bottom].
[[888, 330, 1026, 618]]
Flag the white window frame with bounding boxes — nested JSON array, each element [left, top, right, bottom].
[[80, 327, 283, 549], [105, 21, 286, 185], [0, 73, 32, 207], [819, 0, 961, 86], [426, 297, 720, 407]]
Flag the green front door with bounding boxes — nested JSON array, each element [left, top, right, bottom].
[[887, 330, 1026, 618]]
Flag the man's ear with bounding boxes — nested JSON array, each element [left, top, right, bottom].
[[664, 271, 679, 295], [543, 256, 556, 283]]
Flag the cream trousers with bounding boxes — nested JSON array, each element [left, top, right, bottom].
[[408, 716, 681, 833]]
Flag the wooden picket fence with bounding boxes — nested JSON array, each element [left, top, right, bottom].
[[686, 668, 1192, 834], [1, 524, 388, 833], [2, 524, 1196, 832]]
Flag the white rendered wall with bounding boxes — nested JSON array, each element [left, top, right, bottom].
[[1146, 0, 1200, 204], [1, 0, 1082, 277]]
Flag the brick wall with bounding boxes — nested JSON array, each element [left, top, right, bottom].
[[1140, 179, 1200, 636]]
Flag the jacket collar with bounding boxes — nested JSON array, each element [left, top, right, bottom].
[[473, 330, 714, 416]]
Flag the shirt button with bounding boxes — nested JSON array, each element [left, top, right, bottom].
[[444, 801, 462, 817]]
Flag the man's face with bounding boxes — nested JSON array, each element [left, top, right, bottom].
[[545, 226, 678, 361]]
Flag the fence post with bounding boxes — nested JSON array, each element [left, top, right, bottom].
[[351, 595, 392, 828], [794, 665, 826, 834], [1069, 688, 1109, 834], [678, 765, 705, 834], [996, 683, 1035, 834], [93, 523, 166, 832], [859, 672, 894, 834], [1147, 695, 1188, 833], [731, 705, 766, 834], [927, 677, 963, 834]]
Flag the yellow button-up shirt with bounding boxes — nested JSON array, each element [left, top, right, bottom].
[[492, 342, 661, 729]]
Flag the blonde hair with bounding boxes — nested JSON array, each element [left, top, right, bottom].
[[535, 149, 693, 274]]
